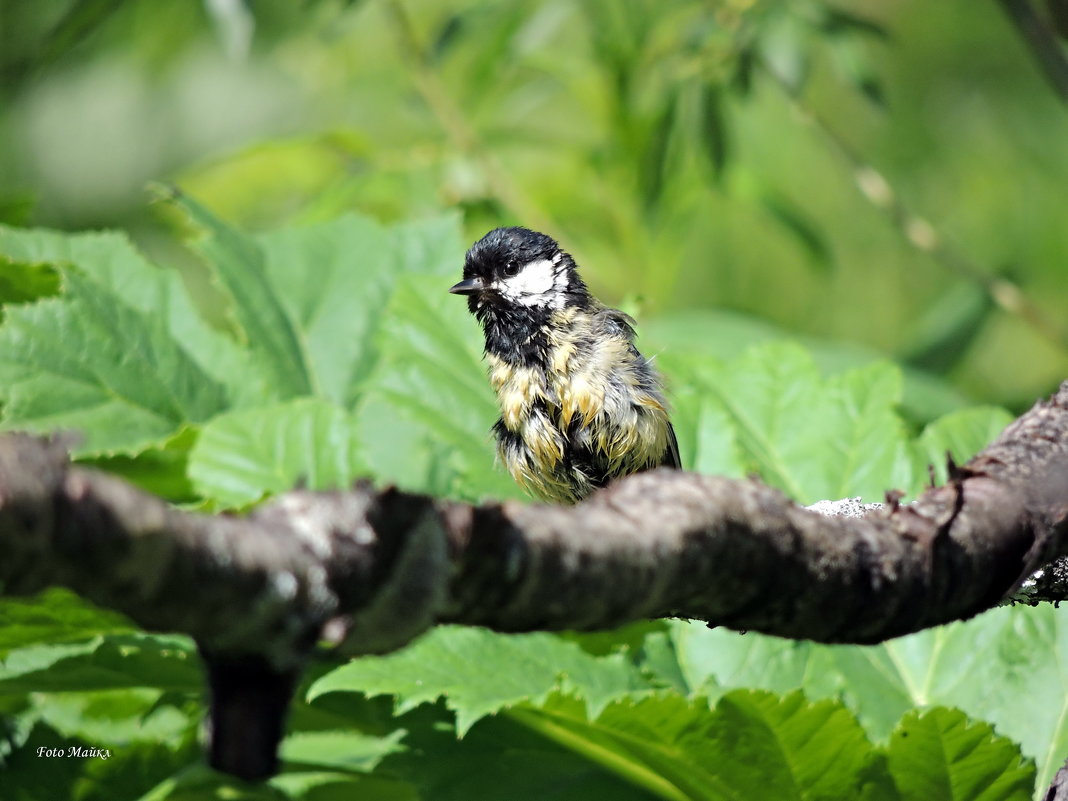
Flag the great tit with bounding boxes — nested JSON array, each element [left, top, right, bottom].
[[450, 226, 680, 503]]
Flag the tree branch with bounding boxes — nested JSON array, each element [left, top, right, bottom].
[[3, 382, 1068, 778], [1, 383, 1066, 663]]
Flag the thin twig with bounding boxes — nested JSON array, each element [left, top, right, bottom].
[[762, 62, 1068, 355], [998, 0, 1068, 105]]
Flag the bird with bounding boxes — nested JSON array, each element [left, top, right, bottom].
[[449, 226, 680, 504]]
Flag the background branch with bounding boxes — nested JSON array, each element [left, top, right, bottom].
[[763, 60, 1068, 356], [998, 0, 1068, 105]]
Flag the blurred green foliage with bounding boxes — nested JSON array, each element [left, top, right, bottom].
[[1, 0, 1066, 411], [1, 1, 1068, 799]]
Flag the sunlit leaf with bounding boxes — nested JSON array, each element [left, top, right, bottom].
[[887, 708, 1034, 801], [188, 398, 368, 507], [308, 626, 649, 735], [914, 406, 1014, 486]]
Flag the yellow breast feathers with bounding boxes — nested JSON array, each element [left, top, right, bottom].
[[485, 306, 672, 500]]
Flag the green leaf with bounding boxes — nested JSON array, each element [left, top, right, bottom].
[[0, 633, 199, 695], [710, 691, 894, 800], [165, 187, 314, 399], [279, 729, 407, 774], [665, 342, 911, 503], [0, 720, 94, 801], [0, 270, 229, 455], [0, 223, 270, 410], [0, 257, 61, 306], [641, 308, 970, 424], [664, 343, 824, 500], [516, 690, 894, 801], [252, 211, 464, 408], [374, 707, 655, 801], [697, 81, 729, 180], [670, 622, 846, 701], [28, 688, 194, 745], [307, 627, 650, 735], [132, 762, 294, 801], [77, 426, 199, 502], [914, 406, 1013, 486], [669, 604, 1068, 793], [822, 363, 912, 500], [0, 589, 135, 656], [188, 398, 368, 507], [163, 193, 467, 415], [887, 708, 1034, 801], [387, 213, 466, 278], [254, 215, 392, 405], [69, 737, 199, 801], [356, 273, 522, 501], [903, 282, 994, 374], [668, 381, 746, 476], [270, 771, 417, 801], [760, 192, 834, 272]]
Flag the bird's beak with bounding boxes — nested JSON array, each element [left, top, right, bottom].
[[449, 277, 486, 295]]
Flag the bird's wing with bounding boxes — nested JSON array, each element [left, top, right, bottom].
[[662, 422, 682, 469], [592, 306, 638, 341]]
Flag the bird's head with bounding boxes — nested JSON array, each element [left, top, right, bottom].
[[450, 227, 588, 319]]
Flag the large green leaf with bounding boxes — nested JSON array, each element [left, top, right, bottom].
[[0, 589, 135, 657], [188, 398, 369, 507], [253, 212, 463, 408], [641, 309, 970, 424], [510, 690, 893, 801], [669, 604, 1068, 794], [356, 273, 523, 502], [254, 215, 392, 406], [0, 634, 199, 695], [821, 363, 912, 500], [65, 737, 199, 801], [279, 729, 408, 774], [0, 270, 229, 455], [167, 189, 314, 399], [0, 224, 270, 410], [664, 343, 912, 503], [27, 688, 194, 745], [269, 771, 418, 801], [171, 192, 466, 411], [0, 205, 473, 472], [887, 708, 1034, 801], [366, 705, 658, 801], [0, 256, 60, 306], [667, 381, 746, 477], [308, 626, 650, 735], [914, 406, 1014, 486], [78, 426, 199, 502]]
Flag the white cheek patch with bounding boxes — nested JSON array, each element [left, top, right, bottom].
[[495, 257, 569, 307]]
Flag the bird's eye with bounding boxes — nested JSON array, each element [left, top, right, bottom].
[[503, 261, 520, 277]]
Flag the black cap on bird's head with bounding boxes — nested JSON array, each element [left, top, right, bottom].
[[449, 227, 588, 316]]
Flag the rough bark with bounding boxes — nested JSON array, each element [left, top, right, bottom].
[[1, 383, 1066, 664], [1047, 757, 1068, 801], [3, 381, 1068, 779]]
